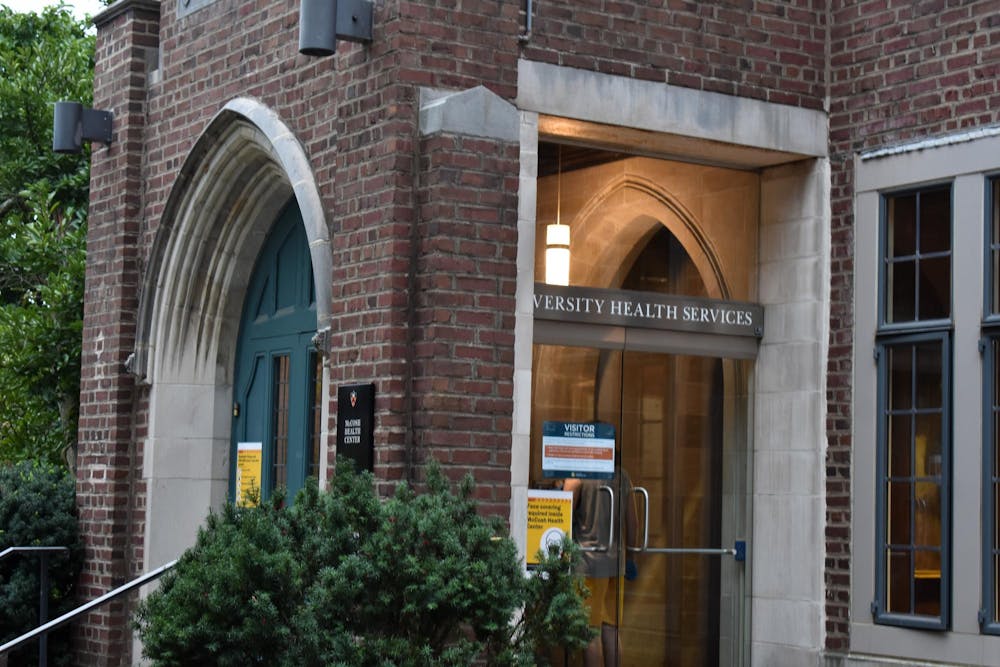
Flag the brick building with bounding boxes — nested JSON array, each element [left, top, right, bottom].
[[72, 0, 1000, 665]]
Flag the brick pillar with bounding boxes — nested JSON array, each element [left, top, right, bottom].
[[327, 0, 520, 493], [413, 129, 519, 516], [75, 1, 159, 664]]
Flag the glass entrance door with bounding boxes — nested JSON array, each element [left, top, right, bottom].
[[530, 344, 750, 666]]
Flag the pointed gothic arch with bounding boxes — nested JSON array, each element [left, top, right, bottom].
[[569, 172, 731, 300], [135, 98, 332, 569]]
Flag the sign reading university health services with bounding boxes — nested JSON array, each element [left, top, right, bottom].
[[533, 283, 764, 338]]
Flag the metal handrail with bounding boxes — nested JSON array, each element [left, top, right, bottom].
[[0, 546, 69, 562], [0, 546, 69, 666], [0, 559, 177, 657]]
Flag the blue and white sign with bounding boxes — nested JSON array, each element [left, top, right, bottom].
[[542, 421, 616, 479]]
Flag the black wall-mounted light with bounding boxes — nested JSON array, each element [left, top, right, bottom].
[[52, 101, 113, 154], [298, 0, 373, 56]]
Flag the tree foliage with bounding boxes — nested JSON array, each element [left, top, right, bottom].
[[135, 464, 593, 666], [0, 5, 95, 465], [0, 460, 84, 666]]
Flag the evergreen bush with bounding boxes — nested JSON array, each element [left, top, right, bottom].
[[0, 460, 83, 667], [135, 463, 592, 666]]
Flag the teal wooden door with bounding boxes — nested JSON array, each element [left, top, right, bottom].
[[231, 202, 319, 503]]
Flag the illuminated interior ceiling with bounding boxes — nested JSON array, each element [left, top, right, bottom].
[[537, 116, 806, 173]]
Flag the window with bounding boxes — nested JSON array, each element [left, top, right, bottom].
[[983, 177, 1000, 633], [874, 186, 952, 629]]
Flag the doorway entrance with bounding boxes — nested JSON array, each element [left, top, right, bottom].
[[231, 201, 320, 504], [528, 145, 760, 664], [531, 340, 750, 666]]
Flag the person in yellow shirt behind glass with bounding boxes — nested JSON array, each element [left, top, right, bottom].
[[563, 470, 637, 667]]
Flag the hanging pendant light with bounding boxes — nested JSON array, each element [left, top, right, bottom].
[[545, 146, 570, 286]]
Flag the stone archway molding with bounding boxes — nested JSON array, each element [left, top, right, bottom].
[[134, 97, 331, 385], [134, 97, 331, 571], [570, 172, 730, 300]]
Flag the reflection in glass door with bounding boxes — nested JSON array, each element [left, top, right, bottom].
[[530, 344, 750, 666]]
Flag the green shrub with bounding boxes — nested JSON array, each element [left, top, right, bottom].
[[135, 463, 592, 666], [0, 460, 83, 667]]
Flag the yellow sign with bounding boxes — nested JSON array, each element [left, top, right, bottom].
[[236, 442, 262, 507], [526, 490, 573, 565]]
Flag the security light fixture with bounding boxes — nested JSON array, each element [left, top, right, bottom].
[[52, 101, 113, 154], [298, 0, 374, 56]]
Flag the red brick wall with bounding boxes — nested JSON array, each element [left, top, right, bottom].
[[411, 132, 519, 516], [82, 0, 958, 660], [325, 0, 520, 485], [77, 2, 159, 664], [520, 0, 827, 109], [825, 0, 1000, 652]]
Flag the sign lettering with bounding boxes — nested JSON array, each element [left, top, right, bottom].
[[533, 283, 763, 338], [337, 383, 375, 473]]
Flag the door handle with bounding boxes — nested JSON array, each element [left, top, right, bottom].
[[643, 541, 747, 561], [644, 546, 735, 556], [627, 486, 649, 553], [580, 485, 615, 552]]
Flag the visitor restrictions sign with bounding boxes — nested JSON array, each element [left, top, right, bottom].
[[542, 421, 615, 479]]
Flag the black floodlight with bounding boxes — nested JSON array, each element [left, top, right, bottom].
[[52, 101, 113, 154], [298, 0, 373, 56]]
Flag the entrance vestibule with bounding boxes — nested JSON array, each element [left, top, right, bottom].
[[529, 146, 759, 665]]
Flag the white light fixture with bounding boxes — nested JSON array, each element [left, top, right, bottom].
[[544, 146, 570, 286]]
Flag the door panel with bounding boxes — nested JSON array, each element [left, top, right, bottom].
[[231, 202, 318, 503], [530, 343, 749, 667], [619, 350, 723, 667]]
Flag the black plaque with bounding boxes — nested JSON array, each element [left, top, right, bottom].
[[336, 383, 375, 473]]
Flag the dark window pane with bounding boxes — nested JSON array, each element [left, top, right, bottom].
[[914, 482, 942, 551], [914, 562, 941, 617], [994, 247, 1000, 314], [888, 414, 912, 478], [889, 345, 913, 411], [994, 339, 1000, 406], [993, 180, 1000, 313], [889, 260, 917, 323], [272, 354, 290, 489], [995, 544, 999, 621], [995, 478, 1000, 620], [918, 256, 950, 320], [915, 342, 942, 408], [889, 194, 917, 257], [918, 189, 951, 254], [887, 548, 913, 613], [994, 337, 1000, 623], [308, 352, 322, 480], [885, 188, 951, 324], [915, 414, 942, 476], [995, 407, 1000, 482], [888, 481, 912, 546]]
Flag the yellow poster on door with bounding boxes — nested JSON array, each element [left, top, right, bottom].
[[236, 442, 262, 507], [526, 489, 573, 565]]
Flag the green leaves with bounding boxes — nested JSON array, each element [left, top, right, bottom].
[[0, 460, 83, 666], [0, 6, 94, 465], [135, 463, 593, 666]]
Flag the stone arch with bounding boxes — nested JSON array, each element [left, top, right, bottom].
[[569, 173, 730, 300], [136, 98, 331, 568]]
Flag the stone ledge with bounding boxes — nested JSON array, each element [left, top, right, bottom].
[[419, 86, 519, 142]]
